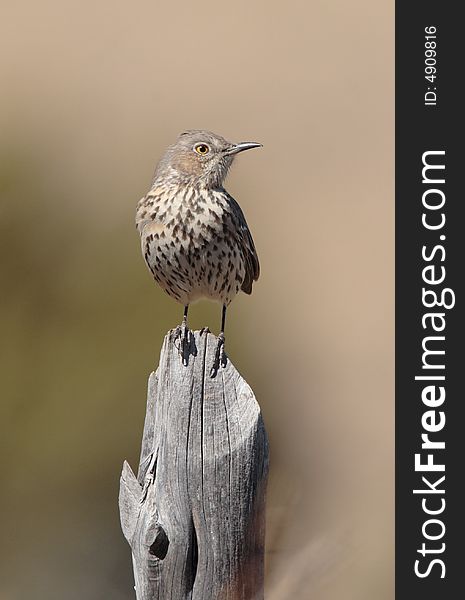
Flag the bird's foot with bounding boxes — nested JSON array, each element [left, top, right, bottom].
[[210, 333, 227, 378], [199, 327, 211, 336], [173, 322, 190, 366]]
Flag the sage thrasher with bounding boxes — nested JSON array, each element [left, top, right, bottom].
[[136, 130, 261, 375]]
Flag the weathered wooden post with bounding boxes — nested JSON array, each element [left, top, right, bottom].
[[119, 329, 269, 600]]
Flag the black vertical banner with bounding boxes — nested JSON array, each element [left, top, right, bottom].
[[396, 2, 463, 598]]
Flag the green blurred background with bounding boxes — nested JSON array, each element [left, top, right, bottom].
[[1, 1, 393, 598]]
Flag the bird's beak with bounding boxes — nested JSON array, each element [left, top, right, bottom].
[[225, 142, 263, 155]]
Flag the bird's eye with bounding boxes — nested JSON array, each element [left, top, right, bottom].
[[194, 144, 210, 155]]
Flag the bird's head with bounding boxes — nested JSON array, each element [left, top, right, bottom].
[[152, 130, 262, 188]]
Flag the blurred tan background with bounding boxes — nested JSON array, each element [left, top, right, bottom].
[[0, 1, 393, 598]]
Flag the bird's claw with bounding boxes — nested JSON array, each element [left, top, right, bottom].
[[173, 323, 190, 366], [199, 327, 211, 336], [210, 333, 227, 378]]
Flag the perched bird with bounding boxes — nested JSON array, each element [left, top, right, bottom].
[[136, 130, 261, 375]]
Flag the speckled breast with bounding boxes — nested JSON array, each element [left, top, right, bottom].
[[137, 187, 245, 306]]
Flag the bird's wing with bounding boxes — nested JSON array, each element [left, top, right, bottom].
[[135, 195, 167, 273], [225, 193, 260, 295], [135, 195, 157, 234]]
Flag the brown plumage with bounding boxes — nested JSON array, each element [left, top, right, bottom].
[[135, 130, 261, 374]]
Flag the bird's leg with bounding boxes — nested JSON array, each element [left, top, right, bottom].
[[174, 305, 190, 365], [182, 304, 189, 330], [210, 305, 227, 377], [181, 305, 190, 364]]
